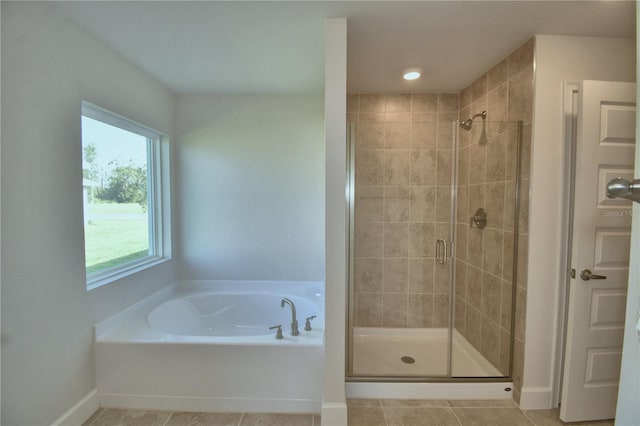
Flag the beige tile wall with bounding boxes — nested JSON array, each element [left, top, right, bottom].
[[347, 93, 459, 329], [346, 38, 532, 395], [456, 38, 533, 397]]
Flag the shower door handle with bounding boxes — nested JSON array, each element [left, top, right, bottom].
[[436, 239, 448, 265]]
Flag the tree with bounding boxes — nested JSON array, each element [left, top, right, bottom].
[[97, 164, 147, 212], [83, 143, 99, 181]]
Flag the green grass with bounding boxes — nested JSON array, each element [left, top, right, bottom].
[[84, 202, 149, 273], [89, 201, 145, 214]]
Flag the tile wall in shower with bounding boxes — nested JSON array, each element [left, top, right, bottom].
[[347, 93, 459, 329], [455, 38, 533, 397]]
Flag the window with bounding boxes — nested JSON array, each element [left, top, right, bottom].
[[81, 102, 167, 288]]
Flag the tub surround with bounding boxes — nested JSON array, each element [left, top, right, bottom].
[[95, 281, 324, 413], [96, 280, 324, 345]]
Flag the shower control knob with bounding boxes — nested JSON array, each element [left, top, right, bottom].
[[470, 208, 487, 229]]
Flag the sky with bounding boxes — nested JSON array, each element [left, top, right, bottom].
[[81, 116, 148, 181]]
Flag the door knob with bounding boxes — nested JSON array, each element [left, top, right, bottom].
[[580, 269, 607, 281]]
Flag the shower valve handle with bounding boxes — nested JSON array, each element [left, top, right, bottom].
[[470, 208, 488, 229]]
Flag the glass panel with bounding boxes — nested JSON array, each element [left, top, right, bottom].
[[346, 95, 521, 381], [82, 116, 150, 275], [451, 120, 521, 378], [346, 109, 456, 378]]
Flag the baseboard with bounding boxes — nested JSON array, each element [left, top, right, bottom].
[[51, 389, 100, 426], [519, 386, 553, 409], [320, 402, 347, 426], [346, 382, 513, 400], [99, 393, 321, 414]]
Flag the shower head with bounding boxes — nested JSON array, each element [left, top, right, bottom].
[[460, 110, 487, 130], [460, 118, 473, 130]]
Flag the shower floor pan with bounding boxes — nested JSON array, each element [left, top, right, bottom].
[[352, 327, 502, 377]]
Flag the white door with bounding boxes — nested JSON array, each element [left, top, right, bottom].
[[561, 81, 636, 422]]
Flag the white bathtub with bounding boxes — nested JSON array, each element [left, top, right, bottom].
[[147, 292, 319, 338], [94, 281, 324, 413]]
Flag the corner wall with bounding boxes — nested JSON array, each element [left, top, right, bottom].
[[174, 94, 324, 281], [455, 39, 533, 382], [523, 35, 635, 409], [1, 3, 176, 424]]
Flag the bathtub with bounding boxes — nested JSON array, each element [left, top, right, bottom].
[[94, 281, 324, 413]]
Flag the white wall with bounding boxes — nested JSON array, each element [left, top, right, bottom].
[[1, 3, 176, 424], [175, 94, 324, 281], [523, 35, 635, 409], [321, 18, 348, 426]]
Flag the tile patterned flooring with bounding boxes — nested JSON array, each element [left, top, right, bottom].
[[82, 399, 615, 426], [82, 409, 321, 426]]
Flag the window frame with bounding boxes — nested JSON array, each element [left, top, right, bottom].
[[82, 101, 168, 290]]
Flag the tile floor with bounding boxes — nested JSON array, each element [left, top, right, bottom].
[[82, 409, 321, 426], [347, 399, 614, 426], [82, 400, 615, 426]]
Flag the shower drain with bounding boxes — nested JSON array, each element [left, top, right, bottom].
[[400, 356, 415, 364]]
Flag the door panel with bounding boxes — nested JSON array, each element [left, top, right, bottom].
[[561, 81, 636, 422]]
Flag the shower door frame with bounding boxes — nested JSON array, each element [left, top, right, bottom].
[[345, 120, 522, 383], [346, 122, 356, 377]]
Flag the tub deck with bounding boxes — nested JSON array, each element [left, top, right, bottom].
[[95, 280, 324, 413]]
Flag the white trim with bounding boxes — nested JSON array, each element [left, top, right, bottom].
[[51, 389, 99, 426], [99, 393, 320, 414], [519, 386, 554, 409], [346, 382, 513, 400], [553, 81, 580, 407], [87, 257, 170, 291], [82, 102, 163, 140], [320, 402, 348, 426]]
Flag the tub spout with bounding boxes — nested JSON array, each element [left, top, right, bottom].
[[280, 298, 299, 336]]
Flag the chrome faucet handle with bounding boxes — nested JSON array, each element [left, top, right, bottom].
[[269, 325, 283, 339], [304, 315, 317, 331]]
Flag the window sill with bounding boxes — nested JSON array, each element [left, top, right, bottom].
[[86, 256, 170, 291]]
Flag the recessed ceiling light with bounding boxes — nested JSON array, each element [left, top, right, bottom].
[[403, 69, 421, 80]]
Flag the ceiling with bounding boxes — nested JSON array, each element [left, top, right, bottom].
[[49, 1, 636, 94]]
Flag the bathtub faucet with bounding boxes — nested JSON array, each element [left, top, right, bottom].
[[280, 298, 299, 336]]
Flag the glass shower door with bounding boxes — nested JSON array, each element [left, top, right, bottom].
[[345, 97, 521, 381], [450, 119, 522, 378], [346, 116, 456, 379]]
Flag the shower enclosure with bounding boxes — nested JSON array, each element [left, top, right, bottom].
[[346, 94, 522, 383]]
